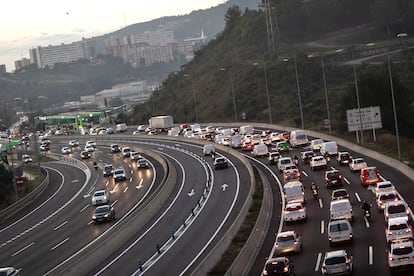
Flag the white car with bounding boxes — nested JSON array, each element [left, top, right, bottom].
[[321, 250, 353, 275], [376, 191, 400, 211], [374, 181, 396, 197], [130, 151, 141, 161], [274, 230, 302, 255], [283, 202, 307, 222], [84, 144, 95, 152], [122, 147, 131, 157], [349, 157, 367, 172], [310, 138, 324, 151], [277, 157, 293, 172], [22, 154, 33, 163], [388, 240, 414, 272], [386, 217, 413, 244], [86, 140, 96, 148], [330, 199, 353, 221], [384, 200, 410, 222], [61, 146, 72, 154], [68, 140, 79, 147], [91, 190, 109, 206], [113, 167, 126, 181], [310, 155, 327, 170], [328, 219, 353, 246]]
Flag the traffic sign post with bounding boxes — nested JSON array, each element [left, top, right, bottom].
[[346, 106, 382, 132]]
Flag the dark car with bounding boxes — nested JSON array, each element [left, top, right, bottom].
[[214, 157, 229, 170], [137, 158, 149, 169], [337, 151, 351, 166], [110, 144, 120, 153], [80, 150, 91, 159], [262, 257, 295, 276], [92, 205, 115, 223], [325, 169, 343, 188], [103, 164, 114, 177]]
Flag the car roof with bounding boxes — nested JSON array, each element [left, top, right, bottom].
[[330, 198, 350, 204], [328, 219, 350, 225], [390, 240, 413, 249], [286, 202, 303, 208], [388, 216, 409, 224], [277, 230, 296, 236], [325, 250, 347, 258]]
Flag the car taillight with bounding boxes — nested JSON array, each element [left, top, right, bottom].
[[275, 243, 279, 247], [407, 228, 412, 233], [389, 256, 395, 261], [283, 266, 289, 272], [285, 210, 290, 214]]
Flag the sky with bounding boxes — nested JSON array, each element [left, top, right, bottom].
[[0, 0, 226, 72]]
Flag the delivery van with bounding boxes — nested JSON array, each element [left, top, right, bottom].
[[330, 199, 353, 221], [289, 129, 309, 147], [252, 144, 269, 157], [283, 181, 305, 204], [320, 141, 338, 157]]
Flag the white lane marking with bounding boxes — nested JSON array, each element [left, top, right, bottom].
[[123, 187, 128, 193], [355, 193, 362, 202], [111, 200, 118, 207], [321, 220, 325, 234], [87, 221, 94, 226], [71, 179, 79, 183], [315, 252, 322, 271], [188, 189, 195, 197], [129, 177, 133, 182], [301, 171, 309, 177], [364, 216, 371, 228], [11, 242, 35, 257], [221, 183, 229, 191], [54, 221, 68, 231], [51, 238, 69, 251], [80, 204, 89, 213], [136, 179, 144, 189], [369, 245, 374, 265], [344, 177, 350, 184], [105, 181, 109, 187], [319, 198, 323, 208]]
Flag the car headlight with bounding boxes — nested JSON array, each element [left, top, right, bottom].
[[92, 215, 96, 219], [104, 214, 109, 217]]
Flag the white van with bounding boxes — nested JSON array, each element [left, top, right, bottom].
[[277, 157, 293, 172], [203, 144, 215, 156], [289, 129, 308, 147], [330, 199, 353, 221], [320, 141, 338, 157], [283, 181, 305, 204], [240, 125, 254, 135], [252, 144, 268, 157], [328, 219, 353, 245]]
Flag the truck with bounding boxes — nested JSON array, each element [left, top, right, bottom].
[[149, 115, 174, 132]]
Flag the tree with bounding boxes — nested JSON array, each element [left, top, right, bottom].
[[224, 6, 243, 31], [0, 164, 13, 203]]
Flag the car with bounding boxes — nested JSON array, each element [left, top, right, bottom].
[[0, 267, 20, 276], [68, 140, 79, 147], [122, 147, 131, 157], [331, 188, 350, 201], [321, 250, 353, 275], [375, 181, 396, 197], [309, 155, 327, 170], [328, 219, 353, 246], [336, 151, 351, 165], [130, 151, 141, 161], [310, 138, 324, 151], [386, 217, 413, 244], [214, 157, 229, 170], [86, 140, 96, 147], [80, 150, 91, 159], [22, 154, 33, 163], [61, 146, 72, 154], [277, 157, 293, 173], [376, 191, 400, 211], [110, 143, 121, 153], [92, 205, 115, 223], [113, 167, 126, 181], [330, 199, 353, 221], [262, 257, 295, 276], [300, 150, 315, 164], [360, 166, 381, 186], [324, 169, 343, 188], [275, 141, 290, 153], [84, 144, 95, 152], [241, 141, 254, 151], [388, 240, 414, 272], [274, 230, 302, 255], [105, 127, 115, 134], [384, 200, 410, 222], [103, 164, 114, 177], [137, 124, 147, 132], [268, 151, 281, 164], [283, 202, 307, 222], [137, 158, 149, 169], [349, 157, 367, 172], [283, 169, 301, 183], [39, 143, 50, 151], [91, 190, 110, 206]]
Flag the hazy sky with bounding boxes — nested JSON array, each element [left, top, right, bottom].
[[0, 0, 226, 72]]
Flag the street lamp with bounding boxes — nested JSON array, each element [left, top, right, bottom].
[[183, 74, 199, 123], [308, 54, 332, 135], [220, 67, 238, 122], [351, 51, 364, 145], [282, 57, 304, 129], [252, 62, 272, 124]]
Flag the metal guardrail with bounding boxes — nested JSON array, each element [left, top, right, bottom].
[[0, 167, 49, 222]]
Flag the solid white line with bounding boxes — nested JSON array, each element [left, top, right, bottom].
[[369, 245, 374, 265], [54, 221, 68, 231], [315, 252, 322, 271], [12, 242, 35, 257], [321, 220, 325, 234], [51, 238, 69, 251], [344, 177, 350, 184]]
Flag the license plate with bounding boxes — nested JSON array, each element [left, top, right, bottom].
[[399, 257, 409, 262]]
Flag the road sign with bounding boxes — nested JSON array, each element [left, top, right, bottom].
[[346, 106, 382, 132]]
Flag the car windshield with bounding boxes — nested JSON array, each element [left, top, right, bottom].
[[379, 183, 393, 189], [390, 223, 408, 231], [286, 205, 302, 211], [281, 159, 291, 165], [334, 191, 347, 197], [354, 159, 364, 164], [393, 246, 414, 255], [94, 191, 105, 197], [381, 194, 397, 200], [330, 223, 349, 232], [96, 206, 109, 213], [328, 172, 340, 178], [325, 256, 346, 265], [277, 235, 295, 242], [340, 154, 349, 159], [388, 205, 406, 214], [266, 261, 285, 270]]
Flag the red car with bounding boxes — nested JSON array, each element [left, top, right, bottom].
[[242, 141, 254, 151], [360, 166, 381, 185]]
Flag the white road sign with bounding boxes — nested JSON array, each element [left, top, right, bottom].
[[347, 106, 382, 131]]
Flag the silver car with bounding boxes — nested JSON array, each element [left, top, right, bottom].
[[386, 217, 413, 244], [274, 230, 302, 255], [328, 219, 353, 246], [91, 190, 110, 206], [321, 250, 353, 275], [283, 202, 307, 222]]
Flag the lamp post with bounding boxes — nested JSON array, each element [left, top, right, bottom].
[[252, 62, 272, 124], [220, 67, 238, 122], [282, 57, 304, 129], [308, 54, 332, 135], [184, 74, 199, 123], [351, 51, 364, 145]]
